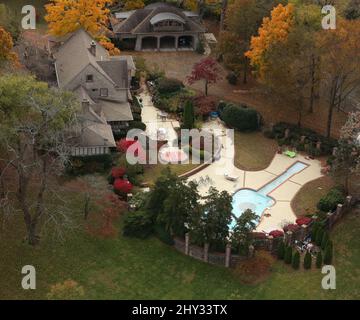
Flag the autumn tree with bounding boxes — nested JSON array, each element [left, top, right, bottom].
[[45, 0, 120, 55], [331, 111, 360, 193], [123, 0, 145, 11], [0, 26, 19, 69], [0, 75, 79, 245], [0, 4, 21, 42], [345, 0, 360, 19], [218, 0, 284, 83], [258, 4, 322, 125], [183, 0, 198, 12], [245, 3, 295, 78], [318, 19, 360, 137], [193, 94, 217, 119], [45, 0, 112, 37], [86, 193, 125, 238], [187, 57, 221, 96]]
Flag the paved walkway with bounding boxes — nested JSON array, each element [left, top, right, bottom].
[[187, 120, 324, 233], [138, 88, 180, 146]]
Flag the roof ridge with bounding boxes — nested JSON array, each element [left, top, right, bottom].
[[131, 8, 156, 33]]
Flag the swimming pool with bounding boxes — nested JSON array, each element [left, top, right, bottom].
[[230, 161, 308, 228]]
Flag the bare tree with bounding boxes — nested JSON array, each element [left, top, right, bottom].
[[318, 19, 360, 138], [0, 75, 79, 245]]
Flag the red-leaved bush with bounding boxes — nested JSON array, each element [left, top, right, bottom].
[[116, 139, 137, 153], [111, 167, 126, 178], [113, 178, 133, 194], [296, 217, 312, 226], [86, 193, 126, 239], [269, 230, 284, 238], [283, 224, 300, 233], [116, 139, 146, 161], [193, 94, 217, 117]]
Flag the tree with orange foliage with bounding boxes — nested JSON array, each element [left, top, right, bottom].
[[0, 26, 19, 69], [45, 0, 121, 55], [98, 35, 121, 56], [45, 0, 113, 37], [245, 3, 295, 78], [123, 0, 145, 11], [183, 0, 198, 12]]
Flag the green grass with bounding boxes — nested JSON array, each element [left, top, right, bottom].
[[141, 163, 199, 184], [0, 173, 359, 299], [234, 131, 277, 171]]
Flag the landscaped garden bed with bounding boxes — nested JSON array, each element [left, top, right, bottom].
[[264, 122, 338, 157]]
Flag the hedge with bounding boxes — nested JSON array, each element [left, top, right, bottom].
[[277, 241, 285, 260], [324, 241, 333, 264], [292, 251, 300, 269], [221, 103, 260, 132], [304, 251, 312, 269], [267, 122, 338, 156], [66, 154, 113, 176], [316, 251, 323, 268], [153, 224, 175, 246], [129, 121, 146, 131], [123, 210, 153, 239], [284, 246, 293, 264], [317, 187, 345, 212], [156, 78, 184, 94]]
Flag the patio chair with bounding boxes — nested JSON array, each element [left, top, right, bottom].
[[284, 150, 297, 158]]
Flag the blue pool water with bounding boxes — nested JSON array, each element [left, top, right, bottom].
[[230, 161, 308, 229]]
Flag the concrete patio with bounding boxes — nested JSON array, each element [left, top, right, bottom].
[[187, 120, 324, 233]]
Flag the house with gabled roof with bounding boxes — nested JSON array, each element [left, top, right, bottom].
[[111, 2, 206, 51], [49, 29, 136, 156]]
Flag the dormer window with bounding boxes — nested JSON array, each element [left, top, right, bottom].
[[100, 88, 108, 97], [86, 74, 94, 82], [150, 13, 185, 32]]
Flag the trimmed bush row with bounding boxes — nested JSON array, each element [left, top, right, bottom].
[[218, 101, 261, 132], [317, 186, 346, 213], [66, 154, 113, 176], [264, 122, 338, 156]]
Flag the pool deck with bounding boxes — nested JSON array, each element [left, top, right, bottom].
[[138, 89, 324, 233], [188, 120, 324, 233]]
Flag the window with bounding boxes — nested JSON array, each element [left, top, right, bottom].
[[100, 88, 108, 97], [86, 74, 93, 82]]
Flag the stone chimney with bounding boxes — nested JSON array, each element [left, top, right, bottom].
[[89, 40, 96, 56], [82, 99, 90, 113]]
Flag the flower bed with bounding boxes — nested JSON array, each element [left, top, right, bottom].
[[269, 230, 284, 238], [296, 217, 312, 226]]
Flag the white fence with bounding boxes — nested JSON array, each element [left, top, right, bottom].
[[70, 146, 110, 156]]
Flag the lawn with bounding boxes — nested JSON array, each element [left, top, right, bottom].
[[0, 173, 359, 299], [291, 176, 336, 217], [234, 131, 278, 171], [141, 163, 200, 185]]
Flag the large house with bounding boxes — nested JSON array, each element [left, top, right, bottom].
[[49, 29, 136, 156], [111, 2, 206, 51]]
